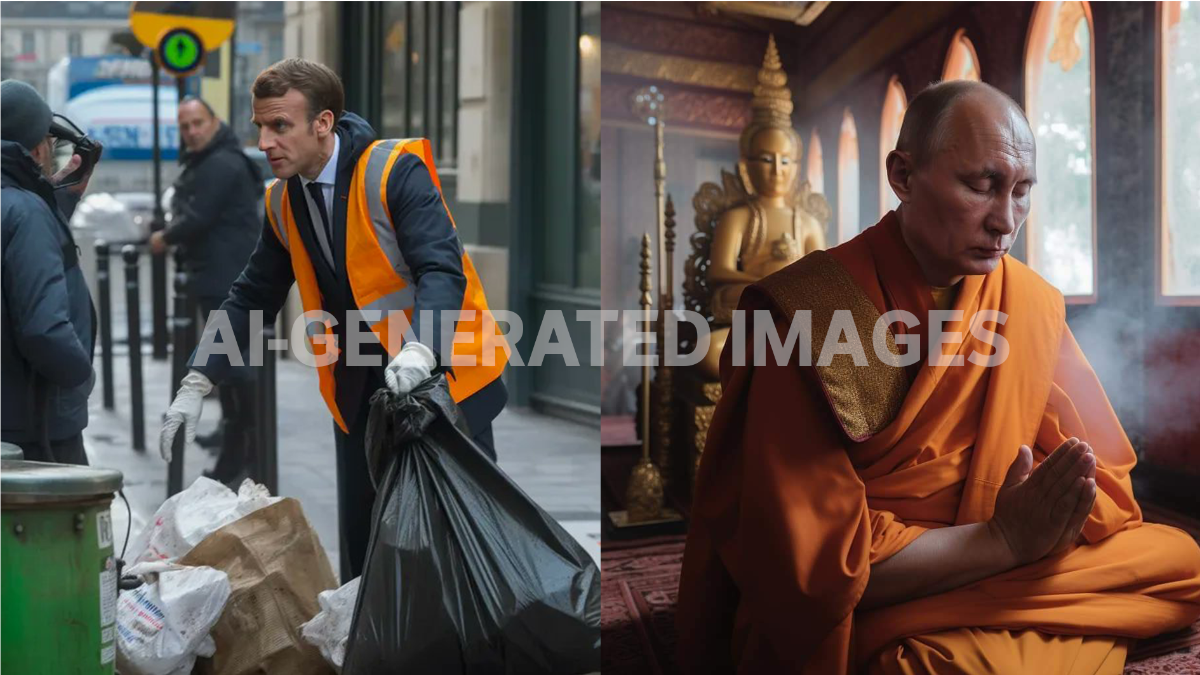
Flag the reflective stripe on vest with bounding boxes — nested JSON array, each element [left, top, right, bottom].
[[264, 138, 507, 431], [266, 178, 289, 249], [363, 140, 415, 285]]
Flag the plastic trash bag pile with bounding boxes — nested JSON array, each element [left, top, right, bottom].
[[340, 375, 601, 674]]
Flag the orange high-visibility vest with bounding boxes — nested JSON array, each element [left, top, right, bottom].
[[264, 138, 507, 432]]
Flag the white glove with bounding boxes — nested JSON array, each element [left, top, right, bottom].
[[159, 370, 213, 462], [384, 341, 436, 396]]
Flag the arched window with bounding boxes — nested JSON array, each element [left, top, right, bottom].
[[837, 109, 860, 242], [1162, 1, 1200, 300], [943, 29, 982, 81], [806, 128, 824, 195], [1025, 0, 1095, 298], [880, 76, 907, 216]]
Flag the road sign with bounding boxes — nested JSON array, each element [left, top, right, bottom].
[[129, 2, 235, 76], [157, 28, 203, 76]]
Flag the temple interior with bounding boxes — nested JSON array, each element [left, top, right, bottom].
[[599, 3, 1200, 673]]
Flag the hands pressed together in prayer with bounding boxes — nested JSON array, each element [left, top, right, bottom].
[[988, 438, 1097, 567], [860, 438, 1099, 611]]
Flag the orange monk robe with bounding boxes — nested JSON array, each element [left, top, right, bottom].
[[676, 213, 1200, 674]]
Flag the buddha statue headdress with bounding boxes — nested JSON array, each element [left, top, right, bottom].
[[738, 34, 803, 194]]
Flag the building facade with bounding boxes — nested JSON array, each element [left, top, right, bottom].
[[0, 1, 130, 92], [280, 1, 600, 423]]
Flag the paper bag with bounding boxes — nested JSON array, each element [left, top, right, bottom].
[[180, 498, 337, 675]]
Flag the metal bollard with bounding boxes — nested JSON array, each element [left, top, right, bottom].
[[172, 247, 197, 352], [263, 325, 278, 494], [95, 240, 115, 410], [150, 231, 168, 360], [167, 271, 193, 497], [122, 245, 145, 452]]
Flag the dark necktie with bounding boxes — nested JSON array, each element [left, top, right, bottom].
[[305, 181, 333, 244]]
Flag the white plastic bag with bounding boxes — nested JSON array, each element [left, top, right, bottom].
[[300, 576, 362, 672], [128, 477, 281, 564], [115, 562, 231, 675]]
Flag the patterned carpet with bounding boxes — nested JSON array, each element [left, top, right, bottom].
[[601, 530, 1200, 674], [602, 535, 685, 675]]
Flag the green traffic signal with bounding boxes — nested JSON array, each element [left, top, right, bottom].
[[158, 28, 204, 75]]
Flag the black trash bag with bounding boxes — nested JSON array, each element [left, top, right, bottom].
[[344, 373, 601, 675]]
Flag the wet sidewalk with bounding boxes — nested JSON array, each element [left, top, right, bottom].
[[86, 347, 601, 577]]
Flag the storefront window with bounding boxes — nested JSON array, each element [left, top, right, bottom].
[[577, 1, 601, 290], [441, 2, 458, 164], [411, 2, 427, 139], [380, 2, 458, 166], [381, 3, 409, 142]]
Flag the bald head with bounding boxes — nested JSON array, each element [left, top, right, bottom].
[[178, 96, 221, 152], [884, 79, 1037, 287], [895, 80, 1030, 168]]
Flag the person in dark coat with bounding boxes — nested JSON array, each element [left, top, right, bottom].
[[1, 79, 98, 464], [150, 97, 263, 484]]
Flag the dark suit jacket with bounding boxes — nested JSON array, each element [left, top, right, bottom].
[[189, 112, 506, 433]]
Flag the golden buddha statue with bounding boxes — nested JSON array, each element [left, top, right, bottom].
[[697, 35, 828, 379]]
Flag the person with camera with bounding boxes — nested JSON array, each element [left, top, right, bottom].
[[149, 97, 263, 484], [1, 79, 101, 464]]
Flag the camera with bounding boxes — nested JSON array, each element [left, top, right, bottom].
[[48, 113, 103, 189]]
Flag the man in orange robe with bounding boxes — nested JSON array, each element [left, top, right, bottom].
[[676, 80, 1200, 674]]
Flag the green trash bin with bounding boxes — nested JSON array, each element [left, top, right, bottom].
[[0, 442, 23, 460], [1, 459, 123, 674]]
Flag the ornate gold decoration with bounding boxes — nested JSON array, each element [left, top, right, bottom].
[[651, 194, 677, 481], [602, 42, 757, 93], [665, 194, 677, 294], [672, 366, 721, 495], [662, 192, 676, 337], [654, 122, 667, 306], [693, 405, 715, 451], [626, 233, 665, 523], [652, 366, 673, 479], [681, 171, 829, 327], [691, 404, 715, 490], [631, 86, 666, 126], [683, 169, 745, 329], [748, 35, 793, 127], [658, 37, 823, 491], [625, 457, 666, 523], [753, 251, 910, 441], [1049, 1, 1086, 72], [682, 36, 831, 334]]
